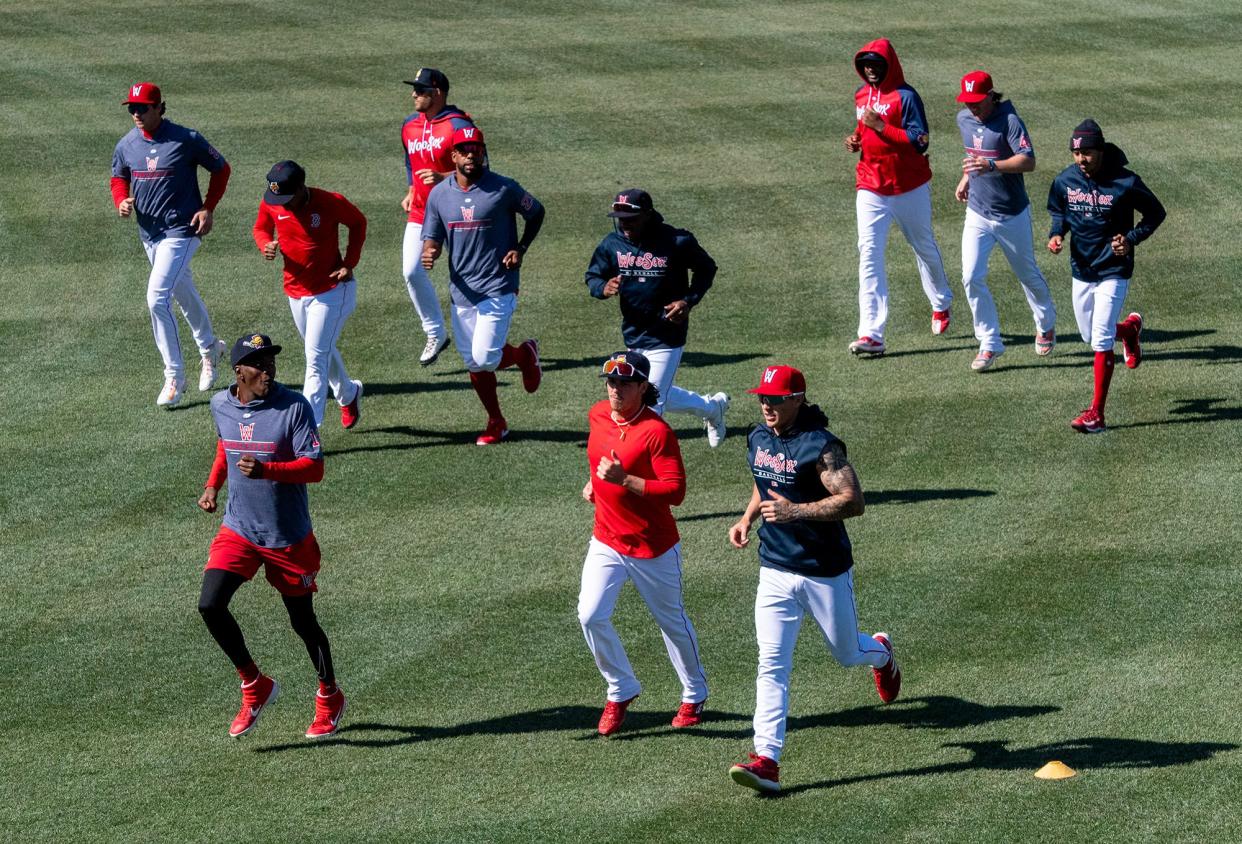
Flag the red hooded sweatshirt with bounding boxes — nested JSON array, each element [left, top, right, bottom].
[[401, 106, 477, 224], [852, 38, 934, 195]]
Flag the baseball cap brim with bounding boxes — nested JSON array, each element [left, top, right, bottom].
[[234, 345, 282, 366], [607, 208, 646, 219], [263, 189, 298, 206], [956, 91, 989, 103]]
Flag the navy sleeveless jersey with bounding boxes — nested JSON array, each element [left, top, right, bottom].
[[746, 409, 854, 577]]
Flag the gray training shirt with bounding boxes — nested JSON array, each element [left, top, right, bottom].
[[956, 101, 1035, 221]]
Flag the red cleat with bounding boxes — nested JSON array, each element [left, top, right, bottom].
[[872, 632, 901, 704], [931, 309, 951, 335], [597, 694, 638, 736], [476, 417, 509, 446], [1070, 407, 1106, 434], [729, 753, 781, 792], [340, 380, 363, 429], [229, 674, 279, 738], [519, 339, 542, 393], [305, 687, 347, 739], [671, 700, 705, 728], [848, 336, 886, 356], [1121, 312, 1143, 369]]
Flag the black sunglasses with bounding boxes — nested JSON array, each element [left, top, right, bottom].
[[412, 85, 435, 95], [758, 392, 803, 407], [127, 103, 153, 115]]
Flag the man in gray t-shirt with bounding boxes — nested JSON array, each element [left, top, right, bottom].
[[954, 70, 1057, 372], [422, 126, 546, 445]]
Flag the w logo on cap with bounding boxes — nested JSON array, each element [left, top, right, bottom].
[[132, 84, 143, 98], [1073, 137, 1082, 149], [462, 128, 476, 140], [964, 80, 975, 92], [763, 367, 779, 383]]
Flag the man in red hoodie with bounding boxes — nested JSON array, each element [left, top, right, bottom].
[[845, 40, 954, 357]]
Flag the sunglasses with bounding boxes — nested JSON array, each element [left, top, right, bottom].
[[612, 202, 643, 212], [412, 85, 435, 95], [758, 392, 803, 406], [601, 358, 642, 378], [127, 103, 153, 115]]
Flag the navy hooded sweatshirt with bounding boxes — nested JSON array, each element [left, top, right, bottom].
[[1047, 143, 1166, 281]]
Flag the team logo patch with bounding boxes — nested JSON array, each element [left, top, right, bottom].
[[520, 193, 534, 211], [239, 422, 255, 442], [269, 181, 281, 193], [763, 367, 780, 384], [244, 334, 266, 350], [310, 213, 321, 228], [964, 80, 975, 92], [461, 206, 474, 222], [131, 84, 143, 98], [146, 156, 159, 171], [1073, 137, 1082, 150]]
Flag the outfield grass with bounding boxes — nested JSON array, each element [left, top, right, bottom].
[[2, 1, 1240, 841]]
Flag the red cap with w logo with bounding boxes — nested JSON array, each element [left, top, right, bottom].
[[450, 126, 485, 149], [747, 365, 806, 396], [124, 82, 162, 105], [956, 71, 993, 104]]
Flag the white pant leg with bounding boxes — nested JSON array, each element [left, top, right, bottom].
[[577, 538, 643, 702], [144, 237, 207, 378], [994, 207, 1056, 333], [402, 222, 446, 337], [799, 569, 889, 669], [663, 386, 712, 418], [289, 282, 357, 426], [752, 566, 804, 762], [453, 292, 516, 372], [856, 189, 894, 341], [626, 543, 708, 703], [889, 182, 954, 312], [640, 346, 681, 416], [961, 208, 1004, 352], [1073, 277, 1129, 351]]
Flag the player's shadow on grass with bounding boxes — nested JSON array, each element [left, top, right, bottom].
[[329, 424, 589, 454], [857, 342, 976, 360], [1110, 397, 1242, 430], [678, 490, 995, 523], [769, 737, 1238, 798], [429, 351, 768, 377], [352, 381, 473, 397]]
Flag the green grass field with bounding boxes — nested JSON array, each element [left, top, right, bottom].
[[3, 1, 1240, 840]]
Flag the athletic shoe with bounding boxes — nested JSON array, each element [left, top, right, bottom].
[[1070, 407, 1106, 434], [340, 380, 363, 429], [476, 417, 509, 446], [597, 694, 638, 737], [848, 336, 886, 356], [704, 393, 730, 448], [671, 700, 705, 728], [305, 687, 347, 739], [1035, 329, 1056, 356], [872, 632, 901, 704], [519, 339, 542, 393], [970, 349, 1002, 372], [199, 339, 227, 391], [932, 309, 951, 335], [1122, 312, 1143, 369], [229, 675, 279, 738], [420, 334, 449, 366], [729, 753, 780, 792], [156, 375, 186, 408]]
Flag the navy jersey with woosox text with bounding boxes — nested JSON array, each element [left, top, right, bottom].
[[747, 405, 854, 577], [111, 119, 227, 243], [210, 383, 322, 548]]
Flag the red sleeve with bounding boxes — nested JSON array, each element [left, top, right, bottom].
[[203, 162, 231, 211], [336, 194, 367, 269], [877, 123, 911, 147], [640, 427, 686, 505], [110, 176, 130, 208], [252, 201, 274, 251], [206, 439, 227, 489], [261, 456, 324, 484]]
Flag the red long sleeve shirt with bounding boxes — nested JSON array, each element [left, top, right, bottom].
[[587, 400, 686, 558], [252, 188, 367, 298]]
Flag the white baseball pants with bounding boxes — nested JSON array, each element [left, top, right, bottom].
[[856, 183, 953, 342], [751, 565, 889, 762], [402, 222, 447, 339], [1072, 277, 1130, 351], [960, 206, 1057, 352], [578, 537, 709, 704], [452, 292, 517, 372], [142, 236, 217, 380], [288, 280, 358, 426], [639, 346, 714, 420]]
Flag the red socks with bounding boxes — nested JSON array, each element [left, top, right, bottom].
[[469, 370, 504, 421], [238, 662, 261, 685], [319, 681, 337, 696], [1092, 351, 1115, 413]]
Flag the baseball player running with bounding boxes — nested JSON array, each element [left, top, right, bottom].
[[955, 71, 1058, 371], [585, 189, 730, 447], [196, 334, 346, 739], [401, 67, 477, 366], [579, 351, 709, 736], [727, 365, 900, 793], [421, 126, 545, 445], [110, 82, 230, 407], [846, 39, 954, 356], [253, 160, 366, 430], [1048, 120, 1166, 433]]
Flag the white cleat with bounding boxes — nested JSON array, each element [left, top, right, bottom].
[[705, 392, 730, 448], [156, 376, 186, 408], [420, 334, 449, 366], [199, 339, 227, 391]]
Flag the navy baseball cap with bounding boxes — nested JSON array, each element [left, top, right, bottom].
[[600, 351, 651, 382], [264, 160, 306, 206], [231, 333, 283, 367], [404, 67, 449, 92], [608, 189, 654, 219]]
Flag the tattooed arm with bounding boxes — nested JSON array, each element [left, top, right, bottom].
[[757, 441, 865, 523]]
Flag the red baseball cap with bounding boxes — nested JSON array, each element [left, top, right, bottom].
[[956, 71, 993, 103], [124, 82, 162, 105], [450, 125, 485, 149], [747, 365, 806, 397]]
